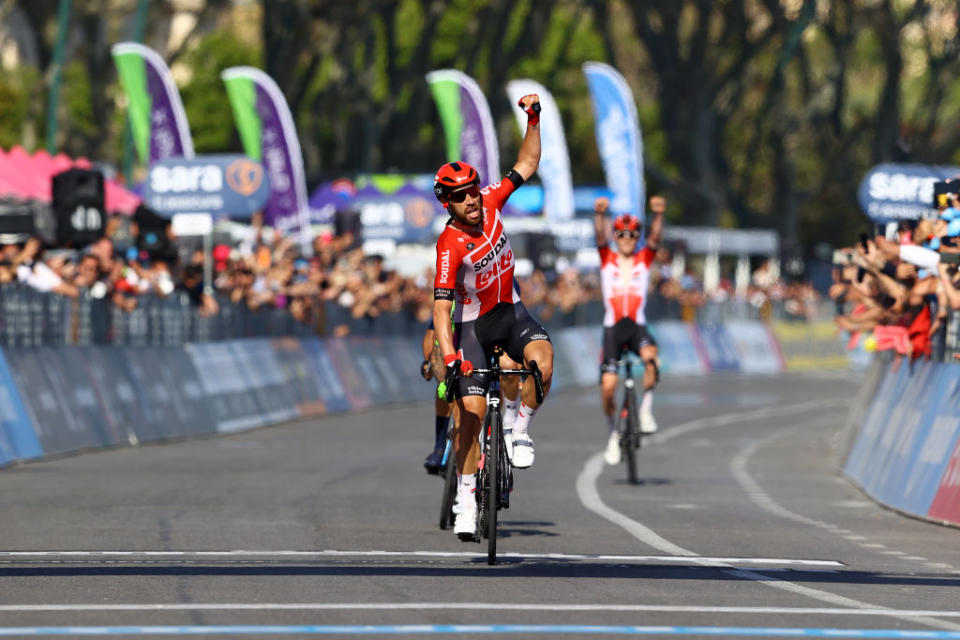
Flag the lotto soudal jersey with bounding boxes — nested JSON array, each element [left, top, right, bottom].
[[434, 176, 522, 323], [599, 245, 656, 327]]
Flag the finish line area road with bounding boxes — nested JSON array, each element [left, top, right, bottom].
[[2, 372, 960, 638]]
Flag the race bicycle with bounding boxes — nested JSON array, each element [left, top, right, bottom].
[[445, 345, 544, 564], [438, 427, 457, 530], [615, 347, 642, 485]]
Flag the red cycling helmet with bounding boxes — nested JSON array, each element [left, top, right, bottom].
[[613, 213, 641, 232], [433, 161, 479, 202]]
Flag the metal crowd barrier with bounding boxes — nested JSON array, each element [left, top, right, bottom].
[[1, 283, 840, 347]]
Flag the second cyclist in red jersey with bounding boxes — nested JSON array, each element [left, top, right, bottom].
[[594, 195, 665, 465], [432, 94, 555, 540]]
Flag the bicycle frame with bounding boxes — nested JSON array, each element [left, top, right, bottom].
[[618, 352, 641, 484]]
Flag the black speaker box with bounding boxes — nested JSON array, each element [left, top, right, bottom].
[[52, 168, 105, 245]]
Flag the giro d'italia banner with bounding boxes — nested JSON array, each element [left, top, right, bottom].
[[505, 79, 574, 220], [426, 69, 500, 186], [221, 66, 311, 243], [583, 62, 644, 220], [112, 42, 195, 163]]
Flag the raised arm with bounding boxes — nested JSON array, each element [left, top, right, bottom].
[[646, 195, 665, 250], [593, 197, 610, 248], [511, 95, 541, 181]]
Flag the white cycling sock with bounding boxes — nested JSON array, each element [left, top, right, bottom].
[[606, 413, 616, 434], [641, 390, 654, 414], [458, 473, 476, 505], [502, 396, 519, 430], [514, 402, 537, 436]]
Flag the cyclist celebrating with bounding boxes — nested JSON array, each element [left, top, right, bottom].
[[594, 195, 664, 465], [433, 94, 554, 540]]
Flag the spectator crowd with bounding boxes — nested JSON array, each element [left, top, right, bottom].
[[0, 207, 827, 341], [830, 191, 960, 361]]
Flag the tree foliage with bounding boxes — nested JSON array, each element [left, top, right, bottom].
[[1, 0, 959, 249]]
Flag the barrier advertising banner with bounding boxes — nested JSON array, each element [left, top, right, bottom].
[[648, 322, 707, 375], [185, 342, 264, 433], [426, 69, 500, 185], [322, 338, 372, 410], [583, 62, 644, 219], [724, 321, 785, 374], [695, 323, 741, 371], [299, 338, 354, 413], [112, 42, 194, 163], [229, 339, 299, 424], [5, 348, 101, 454], [772, 322, 848, 370], [79, 346, 144, 447], [270, 338, 326, 416], [0, 348, 42, 464]]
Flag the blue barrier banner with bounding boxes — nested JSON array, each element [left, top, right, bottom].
[[124, 347, 191, 440], [383, 337, 429, 403], [648, 322, 706, 375], [929, 369, 960, 522], [844, 360, 898, 485], [895, 365, 960, 513], [300, 338, 352, 413], [348, 337, 406, 406], [270, 338, 326, 416], [229, 339, 299, 423], [872, 361, 943, 509], [548, 328, 581, 391], [55, 348, 126, 447], [5, 348, 104, 454], [0, 348, 42, 464], [553, 327, 600, 388], [185, 342, 264, 433], [323, 338, 372, 411], [696, 323, 741, 371], [723, 321, 784, 374], [79, 346, 145, 446], [160, 348, 217, 436]]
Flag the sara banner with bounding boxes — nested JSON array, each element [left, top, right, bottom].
[[857, 163, 960, 223], [505, 80, 574, 220], [426, 69, 499, 186], [144, 154, 270, 217], [221, 67, 311, 242], [583, 62, 644, 219], [111, 42, 194, 164]]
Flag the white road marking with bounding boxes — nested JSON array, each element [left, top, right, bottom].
[[577, 402, 960, 632], [0, 550, 840, 566], [3, 603, 960, 617]]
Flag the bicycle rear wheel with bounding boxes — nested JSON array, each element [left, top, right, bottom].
[[486, 408, 500, 564], [622, 391, 639, 485], [438, 440, 457, 530]]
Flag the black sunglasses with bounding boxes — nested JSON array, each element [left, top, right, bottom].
[[614, 230, 639, 239], [448, 184, 481, 203]]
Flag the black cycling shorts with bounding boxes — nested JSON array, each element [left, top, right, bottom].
[[454, 301, 551, 398], [600, 318, 657, 374]]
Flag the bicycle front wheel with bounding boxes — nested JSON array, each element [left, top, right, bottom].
[[439, 440, 457, 530], [486, 409, 500, 565], [622, 391, 639, 485]]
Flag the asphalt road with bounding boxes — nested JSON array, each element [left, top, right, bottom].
[[2, 370, 960, 638]]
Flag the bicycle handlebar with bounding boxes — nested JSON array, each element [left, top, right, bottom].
[[442, 361, 545, 405]]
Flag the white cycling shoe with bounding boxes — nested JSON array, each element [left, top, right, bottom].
[[454, 506, 477, 539], [510, 432, 535, 468], [640, 408, 658, 434], [604, 431, 621, 465], [503, 428, 514, 462]]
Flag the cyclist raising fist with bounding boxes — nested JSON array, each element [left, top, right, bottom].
[[433, 94, 554, 540], [594, 195, 665, 465]]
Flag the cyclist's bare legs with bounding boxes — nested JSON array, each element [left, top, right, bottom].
[[507, 339, 553, 468], [600, 372, 619, 418], [455, 395, 486, 475], [521, 339, 554, 406], [639, 344, 659, 433], [640, 344, 659, 391]]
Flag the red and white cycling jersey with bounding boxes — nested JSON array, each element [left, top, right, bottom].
[[599, 245, 655, 327], [434, 178, 521, 323]]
